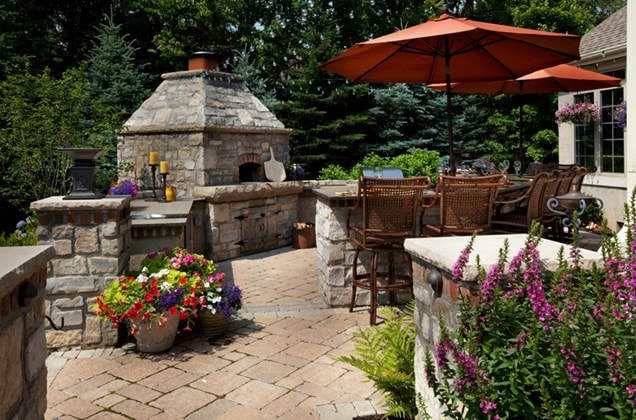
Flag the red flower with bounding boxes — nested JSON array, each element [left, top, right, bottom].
[[169, 307, 178, 315], [179, 310, 188, 321], [179, 277, 187, 285], [183, 326, 192, 332], [121, 285, 128, 291], [143, 312, 151, 319], [144, 293, 153, 302], [130, 327, 139, 336]]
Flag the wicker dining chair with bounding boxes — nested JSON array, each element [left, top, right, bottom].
[[346, 176, 431, 325], [422, 174, 505, 236], [492, 172, 557, 233]]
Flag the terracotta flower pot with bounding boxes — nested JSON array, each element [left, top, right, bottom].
[[293, 224, 316, 249], [135, 313, 179, 353], [199, 310, 229, 337]]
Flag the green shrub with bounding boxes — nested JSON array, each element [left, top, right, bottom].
[[319, 149, 440, 182], [318, 164, 353, 180], [338, 302, 417, 419]]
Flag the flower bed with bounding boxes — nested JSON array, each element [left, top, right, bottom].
[[423, 222, 635, 419]]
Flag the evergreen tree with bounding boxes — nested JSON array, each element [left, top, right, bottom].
[[232, 48, 277, 110], [86, 14, 152, 116]]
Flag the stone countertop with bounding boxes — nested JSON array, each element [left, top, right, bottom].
[[131, 217, 188, 227], [194, 182, 304, 203], [404, 234, 603, 281], [30, 196, 131, 211], [0, 245, 55, 294], [312, 185, 358, 205]]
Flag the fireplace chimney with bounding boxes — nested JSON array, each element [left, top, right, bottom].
[[188, 51, 219, 71]]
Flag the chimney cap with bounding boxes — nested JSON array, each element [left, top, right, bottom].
[[191, 51, 218, 58], [188, 51, 219, 71]]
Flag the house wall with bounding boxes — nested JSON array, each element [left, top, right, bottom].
[[557, 53, 627, 229]]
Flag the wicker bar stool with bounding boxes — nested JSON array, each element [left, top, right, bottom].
[[346, 176, 431, 325], [422, 174, 505, 236]]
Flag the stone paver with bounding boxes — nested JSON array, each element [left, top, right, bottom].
[[45, 247, 383, 419]]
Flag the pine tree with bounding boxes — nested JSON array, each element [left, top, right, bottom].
[[86, 14, 152, 116]]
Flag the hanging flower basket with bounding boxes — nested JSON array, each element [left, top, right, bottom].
[[555, 101, 600, 125]]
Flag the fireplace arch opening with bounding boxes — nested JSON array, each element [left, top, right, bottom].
[[239, 162, 262, 182]]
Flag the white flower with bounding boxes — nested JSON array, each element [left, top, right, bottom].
[[160, 281, 172, 291], [209, 307, 217, 315], [204, 282, 210, 288], [151, 268, 170, 278], [142, 266, 149, 273], [216, 287, 222, 292], [212, 296, 222, 304], [136, 273, 148, 283]]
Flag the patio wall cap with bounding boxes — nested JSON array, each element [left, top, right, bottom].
[[404, 234, 602, 281], [0, 245, 55, 296], [193, 182, 303, 203], [119, 125, 292, 136], [30, 196, 132, 212]]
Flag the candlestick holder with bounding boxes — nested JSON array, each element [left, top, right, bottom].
[[160, 172, 169, 202], [149, 164, 158, 199]]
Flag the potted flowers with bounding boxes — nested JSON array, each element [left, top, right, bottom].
[[93, 267, 202, 352], [555, 101, 600, 125], [140, 246, 242, 337], [473, 158, 495, 176]]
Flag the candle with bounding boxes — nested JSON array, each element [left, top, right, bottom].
[[159, 160, 169, 174], [149, 151, 159, 165]]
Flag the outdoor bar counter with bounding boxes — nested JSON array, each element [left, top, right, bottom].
[[311, 180, 529, 307], [313, 184, 417, 307]]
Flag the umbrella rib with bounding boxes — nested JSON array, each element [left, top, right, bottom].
[[427, 37, 442, 83], [450, 33, 499, 56], [463, 32, 517, 78], [354, 40, 415, 82]]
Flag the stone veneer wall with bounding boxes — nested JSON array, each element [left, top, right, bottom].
[[315, 199, 412, 307], [0, 245, 55, 420], [30, 196, 132, 349], [118, 130, 290, 199], [118, 132, 205, 199], [410, 256, 476, 418], [194, 182, 302, 261]]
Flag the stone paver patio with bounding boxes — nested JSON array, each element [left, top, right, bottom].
[[45, 248, 382, 420]]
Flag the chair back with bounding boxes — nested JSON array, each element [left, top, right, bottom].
[[525, 173, 552, 222], [556, 170, 576, 196], [571, 166, 588, 192], [541, 174, 561, 218], [359, 176, 431, 242], [438, 174, 505, 234]]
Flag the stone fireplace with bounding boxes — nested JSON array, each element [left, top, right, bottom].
[[118, 54, 291, 198]]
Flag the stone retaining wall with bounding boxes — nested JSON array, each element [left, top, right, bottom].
[[0, 245, 54, 420], [31, 196, 132, 349]]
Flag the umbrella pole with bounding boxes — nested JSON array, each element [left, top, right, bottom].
[[445, 38, 455, 175], [518, 96, 524, 166]]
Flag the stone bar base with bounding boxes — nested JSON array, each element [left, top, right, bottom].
[[31, 196, 132, 349], [315, 199, 411, 307], [0, 246, 54, 419]]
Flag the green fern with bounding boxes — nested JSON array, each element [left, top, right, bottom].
[[337, 302, 417, 419]]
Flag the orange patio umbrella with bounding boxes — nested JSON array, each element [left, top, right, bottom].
[[428, 64, 621, 161], [320, 14, 580, 173]]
